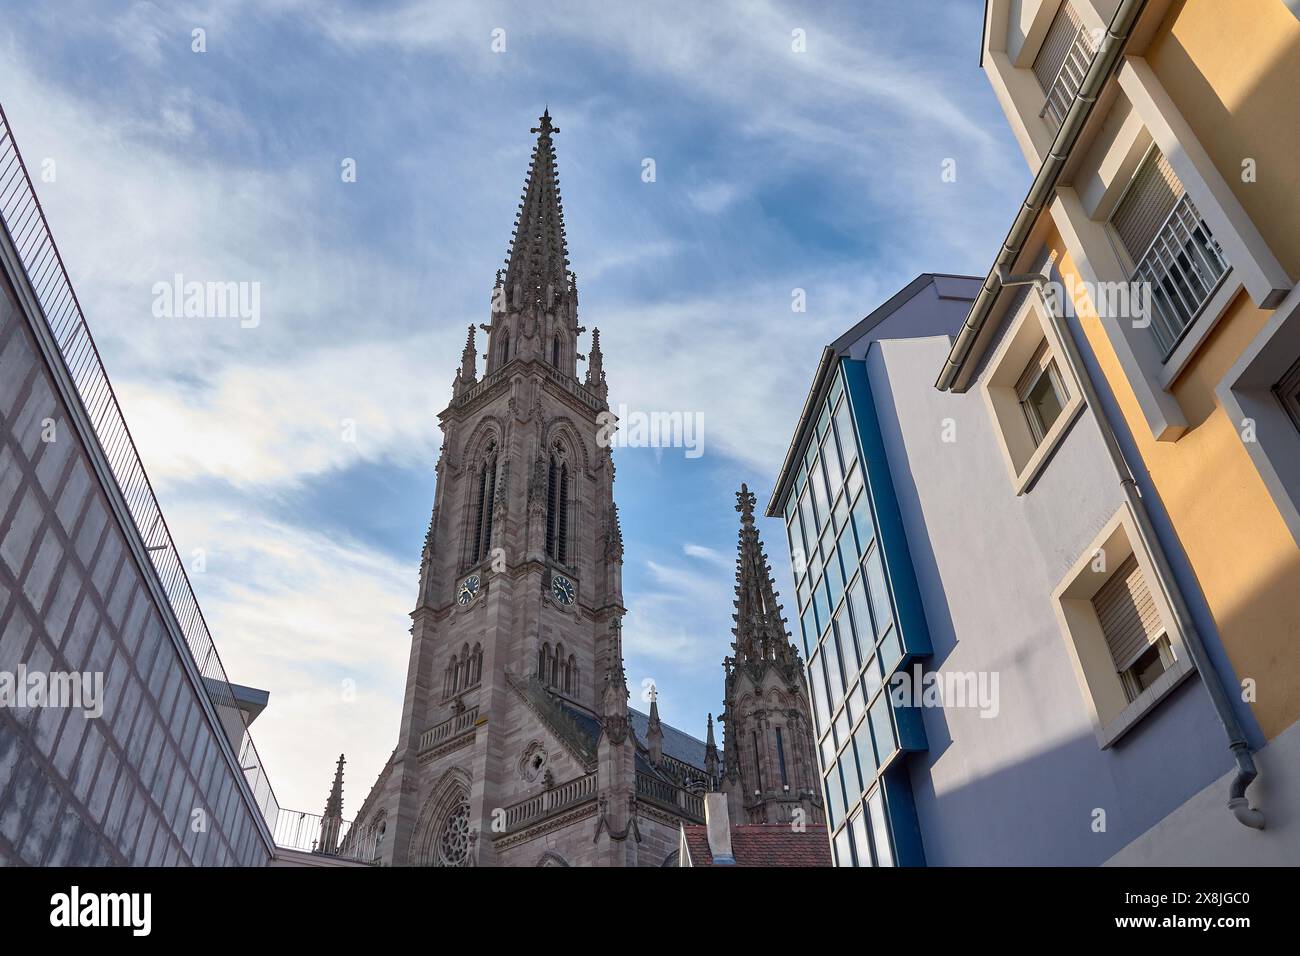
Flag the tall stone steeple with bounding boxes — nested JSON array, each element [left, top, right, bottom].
[[366, 111, 672, 867], [720, 484, 823, 826]]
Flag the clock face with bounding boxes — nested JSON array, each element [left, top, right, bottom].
[[551, 575, 575, 606], [457, 575, 480, 606]]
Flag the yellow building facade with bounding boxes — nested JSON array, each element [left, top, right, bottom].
[[943, 0, 1300, 861]]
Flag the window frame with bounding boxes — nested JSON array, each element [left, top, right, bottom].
[[1015, 340, 1070, 446], [979, 292, 1086, 495], [1051, 505, 1195, 748]]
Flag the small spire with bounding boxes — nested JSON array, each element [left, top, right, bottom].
[[585, 326, 607, 399], [730, 482, 798, 667], [646, 685, 663, 766], [317, 753, 345, 855], [704, 713, 719, 785], [453, 325, 478, 397]]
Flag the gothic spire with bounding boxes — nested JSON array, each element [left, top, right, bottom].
[[646, 685, 663, 766], [585, 326, 607, 399], [704, 712, 719, 784], [601, 617, 629, 720], [317, 753, 345, 854], [731, 483, 799, 668], [503, 109, 572, 313], [453, 325, 478, 398]]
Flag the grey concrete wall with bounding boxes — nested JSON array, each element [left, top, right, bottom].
[[866, 334, 1236, 865], [0, 263, 270, 866]]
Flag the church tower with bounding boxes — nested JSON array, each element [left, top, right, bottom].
[[349, 112, 698, 867], [720, 484, 824, 826]]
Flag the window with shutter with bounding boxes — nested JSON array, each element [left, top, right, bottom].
[[1092, 555, 1173, 700], [1033, 2, 1095, 129], [1111, 150, 1184, 267], [1110, 148, 1229, 357]]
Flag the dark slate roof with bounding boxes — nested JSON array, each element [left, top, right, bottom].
[[682, 825, 833, 867], [539, 696, 710, 777], [629, 708, 708, 770]]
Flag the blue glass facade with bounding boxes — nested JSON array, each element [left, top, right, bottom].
[[776, 358, 930, 866]]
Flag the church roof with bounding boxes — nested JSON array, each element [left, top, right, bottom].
[[681, 824, 833, 867], [629, 707, 708, 770]]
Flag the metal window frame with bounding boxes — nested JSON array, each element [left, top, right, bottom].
[[1107, 144, 1230, 359], [1015, 339, 1069, 445], [1274, 355, 1300, 433]]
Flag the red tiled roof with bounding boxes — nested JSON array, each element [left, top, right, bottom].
[[682, 824, 833, 867]]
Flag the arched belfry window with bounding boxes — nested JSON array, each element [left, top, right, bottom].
[[500, 329, 511, 366], [545, 444, 570, 564], [551, 334, 562, 368], [471, 443, 498, 564], [444, 653, 459, 698]]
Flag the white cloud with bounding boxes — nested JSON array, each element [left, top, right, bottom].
[[114, 333, 448, 489], [683, 542, 733, 571], [162, 497, 413, 813]]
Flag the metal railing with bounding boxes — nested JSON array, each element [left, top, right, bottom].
[[417, 705, 480, 753], [273, 808, 380, 864], [635, 772, 705, 822], [658, 752, 711, 790], [1039, 25, 1097, 132], [500, 772, 597, 832], [0, 102, 280, 828], [1131, 192, 1230, 357]]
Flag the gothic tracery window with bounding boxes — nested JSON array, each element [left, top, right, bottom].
[[436, 799, 472, 867], [445, 644, 483, 699], [444, 654, 459, 697], [470, 443, 498, 565], [545, 444, 569, 564]]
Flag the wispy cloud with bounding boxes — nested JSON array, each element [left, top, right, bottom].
[[0, 0, 1025, 811]]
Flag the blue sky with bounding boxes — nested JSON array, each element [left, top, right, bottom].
[[0, 0, 1028, 814]]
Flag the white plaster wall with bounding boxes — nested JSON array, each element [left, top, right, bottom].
[[1106, 717, 1300, 865]]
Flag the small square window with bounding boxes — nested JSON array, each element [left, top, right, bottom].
[[1016, 342, 1069, 445], [980, 295, 1085, 494], [1053, 507, 1195, 748]]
